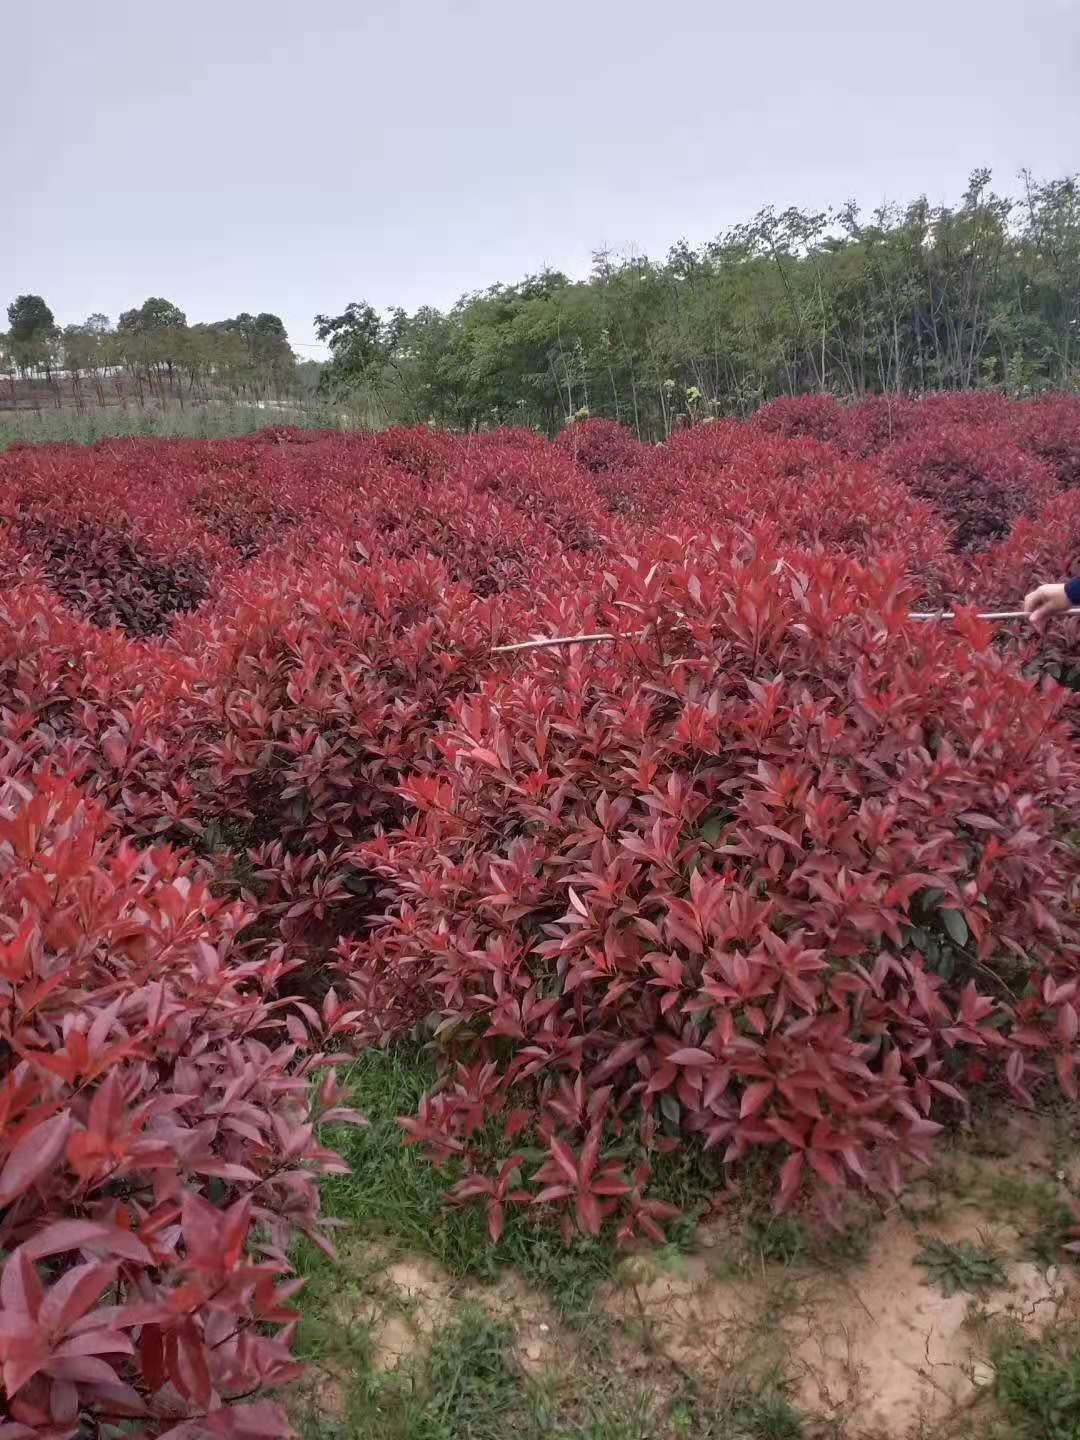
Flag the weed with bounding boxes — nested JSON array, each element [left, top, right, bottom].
[[985, 1173, 1079, 1270], [991, 1322, 1080, 1439], [915, 1237, 1008, 1297], [726, 1387, 804, 1439], [746, 1215, 807, 1268]]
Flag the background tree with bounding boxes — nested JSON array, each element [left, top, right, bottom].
[[117, 297, 188, 333], [7, 294, 55, 342], [5, 294, 58, 381], [320, 168, 1080, 438], [315, 302, 386, 385]]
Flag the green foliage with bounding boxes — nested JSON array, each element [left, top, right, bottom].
[[992, 1324, 1080, 1439], [315, 300, 390, 397], [117, 296, 188, 332], [724, 1388, 804, 1440], [914, 1237, 1008, 1297], [2, 290, 308, 415], [315, 168, 1080, 437], [745, 1216, 808, 1268], [8, 167, 1080, 440], [983, 1173, 1079, 1270], [7, 293, 55, 342]]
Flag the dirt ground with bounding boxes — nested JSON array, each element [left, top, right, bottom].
[[295, 1106, 1080, 1439]]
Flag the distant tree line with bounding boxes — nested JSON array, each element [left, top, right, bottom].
[[7, 169, 1079, 435], [1, 295, 316, 409], [314, 169, 1080, 438]]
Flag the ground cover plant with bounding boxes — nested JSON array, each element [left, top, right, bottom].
[[1, 393, 1080, 1435]]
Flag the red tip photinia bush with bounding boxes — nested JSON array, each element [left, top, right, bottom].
[[342, 533, 1080, 1237], [0, 769, 364, 1437], [2, 396, 1080, 1425], [553, 417, 650, 475], [752, 394, 848, 447], [1011, 394, 1080, 491], [879, 425, 1061, 552]]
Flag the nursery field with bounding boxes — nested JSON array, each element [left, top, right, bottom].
[[2, 393, 1080, 1439]]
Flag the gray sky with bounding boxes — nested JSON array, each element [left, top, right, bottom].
[[5, 0, 1078, 356]]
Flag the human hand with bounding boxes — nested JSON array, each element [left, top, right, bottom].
[[1023, 583, 1071, 629]]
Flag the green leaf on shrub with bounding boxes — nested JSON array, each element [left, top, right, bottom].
[[941, 909, 969, 946]]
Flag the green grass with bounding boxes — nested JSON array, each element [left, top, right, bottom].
[[294, 1046, 821, 1439], [0, 399, 376, 449], [917, 1146, 1079, 1273], [297, 1304, 522, 1440], [402, 1307, 522, 1440], [983, 1172, 1079, 1270], [296, 1295, 806, 1440]]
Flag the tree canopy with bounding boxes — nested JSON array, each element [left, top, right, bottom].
[[117, 297, 188, 333], [7, 295, 55, 343]]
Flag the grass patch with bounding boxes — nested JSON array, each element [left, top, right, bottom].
[[297, 1304, 522, 1440], [0, 399, 377, 449], [407, 1307, 522, 1440], [723, 1387, 804, 1439], [983, 1172, 1080, 1270], [745, 1215, 808, 1269]]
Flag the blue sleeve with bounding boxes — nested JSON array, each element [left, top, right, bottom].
[[1066, 579, 1080, 607]]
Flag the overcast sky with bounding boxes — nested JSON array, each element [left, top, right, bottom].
[[5, 0, 1078, 356]]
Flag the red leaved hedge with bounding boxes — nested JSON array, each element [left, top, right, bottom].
[[879, 425, 1061, 551], [0, 769, 363, 1437], [343, 533, 1080, 1237], [2, 394, 1080, 1430]]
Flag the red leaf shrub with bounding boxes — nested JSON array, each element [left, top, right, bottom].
[[343, 533, 1080, 1233], [837, 394, 921, 457], [554, 418, 650, 474], [1010, 394, 1080, 490], [964, 490, 1080, 690], [752, 394, 848, 447], [2, 394, 1080, 1426], [11, 518, 209, 636], [878, 425, 1061, 551], [0, 768, 362, 1436]]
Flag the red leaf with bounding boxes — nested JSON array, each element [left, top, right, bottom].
[[739, 1082, 774, 1119], [547, 1136, 580, 1186], [24, 1221, 152, 1265], [0, 1112, 72, 1207], [669, 1048, 714, 1067]]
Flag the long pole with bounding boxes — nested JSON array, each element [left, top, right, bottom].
[[491, 609, 1079, 655]]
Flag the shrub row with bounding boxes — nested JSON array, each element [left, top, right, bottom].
[[1, 397, 1079, 1432]]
